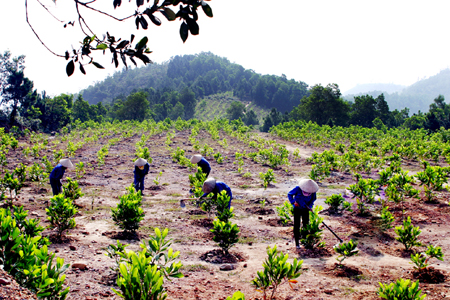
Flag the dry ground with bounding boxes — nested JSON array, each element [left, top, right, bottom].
[[1, 129, 450, 300]]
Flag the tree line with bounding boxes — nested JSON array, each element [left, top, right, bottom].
[[2, 50, 450, 134]]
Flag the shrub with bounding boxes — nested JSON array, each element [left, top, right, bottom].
[[251, 245, 303, 300], [416, 165, 448, 202], [378, 279, 426, 300], [334, 239, 359, 266], [300, 205, 325, 249], [226, 291, 245, 300], [111, 186, 145, 232], [348, 174, 379, 215], [259, 168, 276, 189], [379, 206, 395, 230], [46, 194, 78, 240], [325, 194, 352, 214], [75, 162, 86, 179], [410, 244, 444, 271], [276, 201, 293, 225], [395, 216, 422, 251], [2, 171, 23, 205], [62, 177, 84, 203], [210, 219, 240, 255], [112, 250, 167, 300], [188, 167, 207, 199]]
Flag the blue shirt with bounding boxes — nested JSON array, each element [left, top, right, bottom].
[[288, 186, 316, 209], [134, 163, 150, 180], [202, 181, 232, 201], [197, 158, 211, 174], [49, 164, 66, 180]]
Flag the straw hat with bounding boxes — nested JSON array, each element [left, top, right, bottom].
[[59, 159, 74, 168], [190, 154, 202, 164], [134, 158, 147, 167], [202, 178, 216, 194], [298, 179, 319, 194]]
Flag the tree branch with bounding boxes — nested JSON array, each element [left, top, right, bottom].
[[75, 0, 135, 22]]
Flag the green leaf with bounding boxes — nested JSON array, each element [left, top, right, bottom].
[[140, 17, 148, 29], [136, 36, 148, 50], [66, 60, 75, 77], [186, 18, 199, 35], [201, 1, 213, 18], [96, 43, 108, 50], [136, 0, 144, 7], [116, 40, 129, 49], [180, 22, 189, 43]]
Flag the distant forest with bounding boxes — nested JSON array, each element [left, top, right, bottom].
[[344, 69, 450, 114], [81, 52, 310, 114]]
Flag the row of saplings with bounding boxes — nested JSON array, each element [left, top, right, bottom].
[[0, 168, 444, 300]]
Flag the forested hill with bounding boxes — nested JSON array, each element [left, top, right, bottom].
[[80, 52, 310, 113], [344, 69, 450, 114]]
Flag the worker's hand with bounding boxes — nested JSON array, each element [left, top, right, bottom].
[[294, 202, 299, 207]]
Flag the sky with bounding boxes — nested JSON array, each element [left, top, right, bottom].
[[1, 0, 450, 97]]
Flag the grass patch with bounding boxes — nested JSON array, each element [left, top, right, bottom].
[[189, 214, 207, 220], [162, 183, 169, 186], [167, 193, 182, 197], [165, 207, 182, 212], [239, 184, 251, 189], [238, 236, 257, 244], [232, 199, 246, 205], [181, 264, 211, 272], [342, 287, 357, 295]]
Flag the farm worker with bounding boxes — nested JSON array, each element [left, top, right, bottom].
[[190, 154, 211, 177], [288, 178, 319, 249], [134, 158, 149, 196], [201, 178, 232, 208], [49, 158, 73, 196]]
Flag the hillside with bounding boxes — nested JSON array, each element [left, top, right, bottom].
[[344, 69, 450, 114], [80, 52, 310, 115], [193, 92, 268, 122]]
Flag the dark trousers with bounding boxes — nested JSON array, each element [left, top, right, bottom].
[[293, 208, 310, 246], [50, 179, 62, 196], [134, 177, 145, 193]]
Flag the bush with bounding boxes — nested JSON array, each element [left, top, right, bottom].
[[251, 245, 303, 300], [378, 279, 426, 300], [226, 291, 245, 300], [334, 239, 359, 266], [325, 194, 352, 214], [300, 205, 325, 249], [395, 216, 422, 251], [379, 206, 395, 230], [259, 168, 276, 189], [410, 244, 444, 271], [111, 185, 145, 232], [46, 194, 78, 240], [62, 177, 84, 203], [276, 201, 293, 225], [210, 219, 240, 255]]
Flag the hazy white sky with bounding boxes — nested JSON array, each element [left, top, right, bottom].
[[1, 0, 450, 97]]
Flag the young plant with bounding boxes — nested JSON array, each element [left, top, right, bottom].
[[334, 239, 359, 267], [213, 152, 224, 164], [112, 249, 167, 300], [171, 147, 191, 167], [300, 205, 325, 249], [378, 279, 426, 300], [46, 194, 78, 240], [188, 167, 207, 199], [379, 206, 395, 230], [210, 219, 240, 255], [2, 171, 23, 206], [111, 185, 145, 233], [75, 161, 86, 179], [348, 174, 379, 215], [139, 228, 184, 280], [105, 240, 129, 273], [385, 170, 419, 219], [226, 291, 245, 300], [395, 216, 422, 251], [259, 168, 276, 190], [251, 245, 303, 300], [325, 194, 352, 214], [410, 244, 444, 271], [153, 171, 163, 186], [415, 165, 448, 202], [276, 201, 293, 225], [62, 177, 84, 204]]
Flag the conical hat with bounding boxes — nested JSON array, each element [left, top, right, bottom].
[[190, 154, 202, 164], [59, 159, 74, 168], [134, 158, 147, 167], [202, 178, 216, 194], [298, 178, 319, 193]]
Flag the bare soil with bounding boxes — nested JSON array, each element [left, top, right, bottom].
[[1, 130, 450, 299]]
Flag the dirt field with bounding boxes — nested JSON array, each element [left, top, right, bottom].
[[2, 129, 450, 300]]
